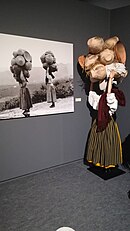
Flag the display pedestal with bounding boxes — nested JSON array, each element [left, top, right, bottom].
[[87, 166, 126, 180]]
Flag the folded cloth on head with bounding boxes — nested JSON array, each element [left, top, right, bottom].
[[106, 63, 127, 78]]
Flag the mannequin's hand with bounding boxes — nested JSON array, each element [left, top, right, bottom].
[[109, 70, 117, 79]]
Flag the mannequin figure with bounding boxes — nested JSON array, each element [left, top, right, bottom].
[[78, 36, 128, 171]]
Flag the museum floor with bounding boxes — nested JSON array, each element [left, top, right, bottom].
[[0, 159, 130, 231]]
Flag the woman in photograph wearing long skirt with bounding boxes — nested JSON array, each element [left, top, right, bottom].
[[19, 71, 32, 117], [46, 66, 56, 108], [40, 50, 58, 108], [10, 49, 33, 117]]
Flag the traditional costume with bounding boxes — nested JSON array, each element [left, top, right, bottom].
[[40, 51, 58, 108], [10, 49, 32, 117], [78, 36, 128, 169]]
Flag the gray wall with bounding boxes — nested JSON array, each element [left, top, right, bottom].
[[110, 6, 130, 140], [0, 0, 110, 181]]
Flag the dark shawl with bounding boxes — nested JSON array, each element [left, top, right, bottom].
[[97, 89, 125, 132]]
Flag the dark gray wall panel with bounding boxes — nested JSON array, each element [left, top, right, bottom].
[[110, 6, 130, 140], [0, 0, 109, 181]]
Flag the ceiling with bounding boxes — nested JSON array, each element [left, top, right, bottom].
[[79, 0, 130, 9]]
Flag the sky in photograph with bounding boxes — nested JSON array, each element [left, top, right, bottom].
[[0, 33, 73, 71]]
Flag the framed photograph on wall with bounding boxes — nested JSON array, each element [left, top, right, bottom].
[[0, 33, 74, 120]]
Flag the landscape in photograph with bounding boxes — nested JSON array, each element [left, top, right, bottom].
[[0, 33, 74, 120]]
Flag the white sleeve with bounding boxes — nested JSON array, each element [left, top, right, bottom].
[[88, 91, 101, 110], [106, 93, 118, 115]]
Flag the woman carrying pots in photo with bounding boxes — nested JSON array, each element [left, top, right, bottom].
[[40, 51, 58, 108], [10, 49, 33, 117]]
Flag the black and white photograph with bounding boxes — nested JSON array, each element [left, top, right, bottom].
[[0, 33, 74, 120]]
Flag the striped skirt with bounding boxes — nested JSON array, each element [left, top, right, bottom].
[[85, 118, 122, 168]]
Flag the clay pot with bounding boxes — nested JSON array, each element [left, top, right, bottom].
[[90, 63, 106, 82], [11, 58, 16, 66], [24, 51, 32, 62], [17, 49, 25, 56], [87, 36, 104, 54], [25, 61, 32, 70], [78, 55, 86, 69], [104, 36, 119, 49], [23, 69, 30, 78], [42, 62, 48, 70], [45, 50, 54, 57], [13, 64, 21, 75], [85, 54, 99, 70], [40, 54, 46, 64], [45, 53, 54, 64], [13, 51, 18, 58], [114, 41, 126, 64], [49, 63, 58, 72], [99, 49, 114, 65], [15, 55, 25, 66]]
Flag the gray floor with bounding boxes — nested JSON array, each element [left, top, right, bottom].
[[0, 160, 130, 231]]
